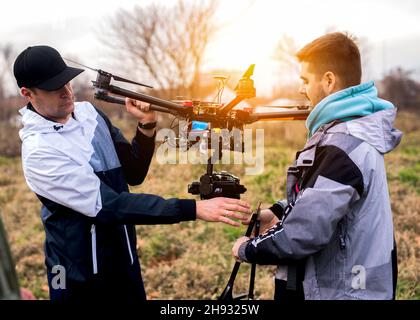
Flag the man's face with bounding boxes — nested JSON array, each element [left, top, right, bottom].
[[298, 61, 328, 107], [24, 82, 75, 123]]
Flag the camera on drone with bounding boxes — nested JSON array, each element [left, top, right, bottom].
[[188, 171, 246, 200]]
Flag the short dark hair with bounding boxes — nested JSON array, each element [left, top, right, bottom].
[[296, 32, 362, 88]]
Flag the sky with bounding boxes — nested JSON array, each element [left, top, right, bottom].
[[1, 0, 420, 97]]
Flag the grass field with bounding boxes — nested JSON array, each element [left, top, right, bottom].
[[0, 110, 418, 300]]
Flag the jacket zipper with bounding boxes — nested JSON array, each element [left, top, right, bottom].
[[90, 224, 98, 274], [124, 225, 134, 265], [338, 221, 347, 250]]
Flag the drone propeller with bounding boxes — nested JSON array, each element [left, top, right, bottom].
[[64, 58, 153, 89], [64, 58, 98, 72], [111, 74, 153, 89]]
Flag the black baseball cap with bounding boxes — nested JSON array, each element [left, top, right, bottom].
[[13, 45, 84, 91]]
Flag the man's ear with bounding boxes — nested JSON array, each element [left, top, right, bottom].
[[20, 87, 33, 99], [322, 71, 338, 95]]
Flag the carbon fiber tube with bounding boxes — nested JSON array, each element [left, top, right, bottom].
[[108, 84, 189, 113], [248, 109, 310, 122]]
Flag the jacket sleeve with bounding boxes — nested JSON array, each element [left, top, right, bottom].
[[23, 147, 196, 224], [95, 107, 155, 186], [238, 145, 364, 264]]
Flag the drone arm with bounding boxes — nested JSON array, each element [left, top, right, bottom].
[[95, 94, 126, 106], [106, 84, 189, 114], [218, 96, 243, 115], [94, 91, 175, 114], [246, 110, 310, 123]]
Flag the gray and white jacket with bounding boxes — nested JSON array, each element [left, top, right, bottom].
[[238, 108, 402, 300]]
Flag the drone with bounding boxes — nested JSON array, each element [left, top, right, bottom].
[[77, 62, 310, 200], [90, 64, 309, 127], [69, 59, 311, 299]]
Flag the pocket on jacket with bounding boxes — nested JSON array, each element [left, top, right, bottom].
[[302, 275, 321, 300]]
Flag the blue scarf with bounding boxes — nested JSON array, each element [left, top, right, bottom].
[[306, 81, 394, 138]]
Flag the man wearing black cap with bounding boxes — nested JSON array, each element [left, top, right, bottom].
[[13, 45, 251, 301]]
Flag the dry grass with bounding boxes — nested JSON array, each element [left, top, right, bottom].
[[0, 110, 418, 300]]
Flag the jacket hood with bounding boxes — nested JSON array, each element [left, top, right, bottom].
[[305, 81, 402, 154], [19, 102, 89, 142], [306, 81, 394, 137], [329, 107, 403, 154]]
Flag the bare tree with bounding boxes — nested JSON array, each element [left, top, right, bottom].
[[271, 34, 302, 99], [102, 0, 219, 99], [379, 67, 420, 110], [0, 44, 14, 100], [272, 34, 299, 76]]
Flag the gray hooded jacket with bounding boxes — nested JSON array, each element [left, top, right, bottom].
[[239, 108, 402, 300]]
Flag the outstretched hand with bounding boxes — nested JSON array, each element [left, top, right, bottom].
[[196, 197, 252, 227]]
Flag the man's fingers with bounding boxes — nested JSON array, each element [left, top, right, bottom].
[[136, 101, 151, 112], [223, 203, 252, 215], [125, 98, 151, 112], [218, 216, 240, 227], [124, 98, 131, 112], [223, 198, 251, 208], [125, 98, 136, 107], [222, 210, 248, 221], [221, 198, 252, 213], [241, 215, 253, 225]]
